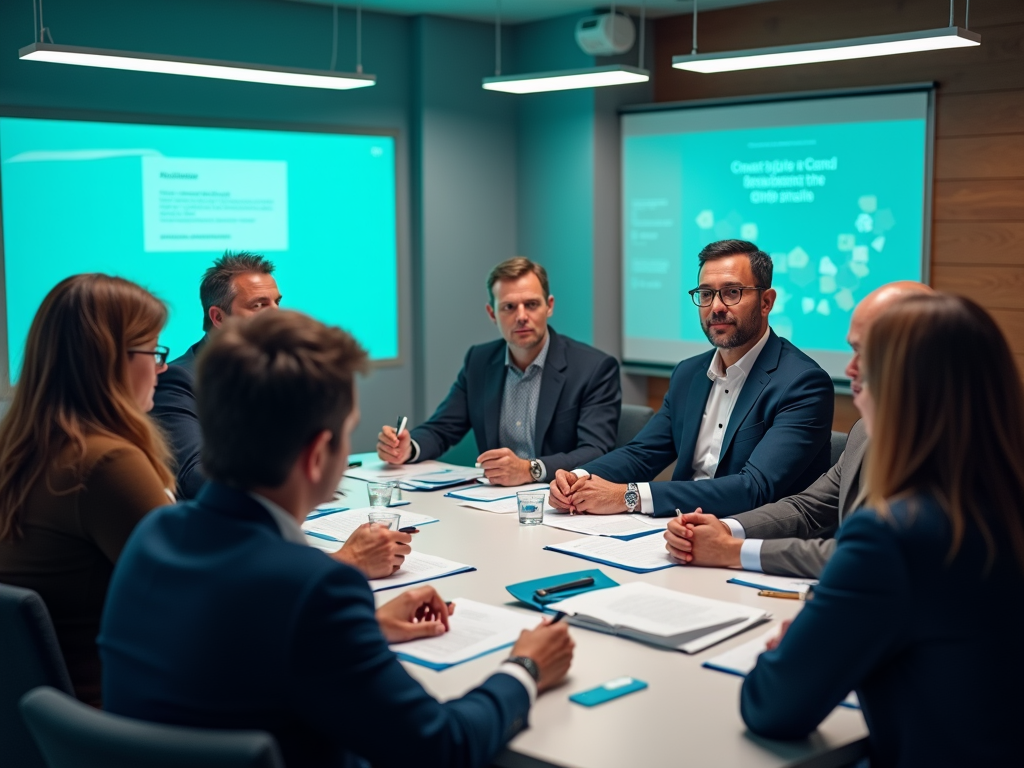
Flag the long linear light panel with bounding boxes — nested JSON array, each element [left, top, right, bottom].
[[483, 64, 649, 94], [673, 27, 980, 73], [19, 43, 376, 90]]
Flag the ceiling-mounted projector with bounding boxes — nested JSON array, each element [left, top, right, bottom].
[[575, 13, 636, 56]]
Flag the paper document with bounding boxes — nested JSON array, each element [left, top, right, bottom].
[[302, 507, 438, 542], [345, 459, 482, 485], [727, 574, 818, 595], [367, 552, 474, 592], [703, 630, 859, 709], [543, 511, 668, 538], [459, 496, 556, 515], [545, 533, 678, 573], [390, 599, 538, 669], [446, 482, 548, 502], [557, 582, 760, 638], [306, 535, 342, 553]]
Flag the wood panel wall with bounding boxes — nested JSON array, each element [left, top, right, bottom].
[[645, 0, 1024, 429]]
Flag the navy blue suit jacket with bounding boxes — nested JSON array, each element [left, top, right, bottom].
[[582, 330, 833, 516], [410, 328, 620, 480], [98, 483, 531, 768], [742, 495, 1024, 767], [150, 339, 205, 499]]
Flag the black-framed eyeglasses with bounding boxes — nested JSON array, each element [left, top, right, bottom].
[[128, 345, 170, 366], [688, 286, 765, 307]]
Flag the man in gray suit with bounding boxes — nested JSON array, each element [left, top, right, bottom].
[[664, 281, 932, 578]]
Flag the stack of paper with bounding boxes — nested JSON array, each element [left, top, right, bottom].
[[345, 460, 482, 490], [726, 573, 818, 596], [545, 533, 678, 573], [703, 630, 859, 709], [554, 582, 769, 654], [302, 507, 439, 547], [390, 599, 539, 669], [368, 552, 475, 592], [542, 511, 668, 540]]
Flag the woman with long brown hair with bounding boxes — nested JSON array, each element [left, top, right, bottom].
[[0, 274, 175, 706], [740, 293, 1024, 767]]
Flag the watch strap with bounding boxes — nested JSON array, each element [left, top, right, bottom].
[[506, 655, 540, 683]]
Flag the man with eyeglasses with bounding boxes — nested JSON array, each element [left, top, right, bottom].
[[549, 239, 833, 517]]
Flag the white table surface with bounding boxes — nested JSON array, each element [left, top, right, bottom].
[[343, 454, 868, 768]]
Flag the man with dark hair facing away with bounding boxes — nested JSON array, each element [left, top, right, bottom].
[[100, 310, 574, 768], [377, 257, 622, 486], [549, 239, 834, 517], [151, 252, 405, 578]]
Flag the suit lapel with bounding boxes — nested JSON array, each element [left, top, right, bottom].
[[719, 330, 781, 461], [482, 343, 508, 451], [533, 331, 567, 455], [678, 365, 714, 477]]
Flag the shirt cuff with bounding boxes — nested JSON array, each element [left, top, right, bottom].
[[571, 468, 589, 478], [721, 518, 746, 540], [496, 662, 538, 706], [739, 539, 765, 573], [637, 483, 654, 516], [409, 439, 421, 463], [535, 459, 548, 483]]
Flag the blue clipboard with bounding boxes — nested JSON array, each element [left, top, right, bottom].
[[505, 569, 619, 612], [395, 639, 517, 671]]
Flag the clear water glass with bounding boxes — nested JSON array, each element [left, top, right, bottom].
[[517, 491, 546, 526], [367, 511, 401, 530], [367, 482, 394, 507]]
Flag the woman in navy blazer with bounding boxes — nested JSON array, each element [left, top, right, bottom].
[[742, 294, 1024, 768]]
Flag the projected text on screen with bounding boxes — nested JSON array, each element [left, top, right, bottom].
[[621, 91, 930, 380]]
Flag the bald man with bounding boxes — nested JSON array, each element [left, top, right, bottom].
[[664, 281, 933, 578]]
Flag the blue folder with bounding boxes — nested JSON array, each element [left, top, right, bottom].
[[542, 546, 677, 574], [505, 569, 619, 612], [395, 641, 516, 671]]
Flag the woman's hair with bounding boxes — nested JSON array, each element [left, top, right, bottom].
[[863, 293, 1024, 571], [0, 274, 175, 540]]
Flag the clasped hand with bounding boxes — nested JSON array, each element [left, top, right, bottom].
[[376, 585, 453, 643], [476, 448, 532, 487], [333, 523, 412, 579], [548, 469, 627, 515], [663, 509, 741, 567]]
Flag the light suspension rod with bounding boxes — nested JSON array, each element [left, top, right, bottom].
[[19, 42, 376, 90], [672, 26, 980, 73], [483, 64, 649, 94]]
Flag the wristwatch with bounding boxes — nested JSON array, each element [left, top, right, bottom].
[[529, 459, 544, 482], [624, 482, 640, 513], [506, 655, 540, 683]]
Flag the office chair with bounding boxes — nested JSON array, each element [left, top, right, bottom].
[[20, 686, 285, 768], [830, 430, 849, 466], [615, 404, 655, 448], [0, 583, 74, 768]]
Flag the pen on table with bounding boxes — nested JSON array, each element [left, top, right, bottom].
[[758, 589, 803, 600], [347, 460, 362, 468], [534, 576, 595, 598]]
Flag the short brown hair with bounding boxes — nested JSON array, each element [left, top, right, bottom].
[[200, 251, 276, 332], [486, 257, 549, 305], [698, 240, 773, 289], [195, 310, 368, 489]]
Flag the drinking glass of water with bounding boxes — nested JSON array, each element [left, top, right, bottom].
[[517, 491, 546, 526], [367, 511, 401, 530], [367, 482, 394, 507]]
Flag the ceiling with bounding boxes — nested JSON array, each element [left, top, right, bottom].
[[282, 0, 779, 25]]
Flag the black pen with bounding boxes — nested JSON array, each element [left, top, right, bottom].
[[549, 611, 568, 624], [399, 526, 419, 533], [534, 576, 595, 598]]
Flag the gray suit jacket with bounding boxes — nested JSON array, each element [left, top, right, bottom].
[[726, 419, 868, 578]]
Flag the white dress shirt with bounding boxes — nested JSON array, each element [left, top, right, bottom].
[[574, 327, 771, 515]]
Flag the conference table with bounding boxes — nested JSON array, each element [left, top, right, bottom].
[[341, 454, 868, 768]]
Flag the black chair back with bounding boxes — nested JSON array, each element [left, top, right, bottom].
[[616, 404, 655, 448]]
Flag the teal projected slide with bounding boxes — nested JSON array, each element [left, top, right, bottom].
[[621, 91, 930, 379], [0, 116, 398, 380]]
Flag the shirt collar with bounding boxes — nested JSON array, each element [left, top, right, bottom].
[[505, 330, 551, 374], [248, 492, 308, 546], [707, 325, 771, 381]]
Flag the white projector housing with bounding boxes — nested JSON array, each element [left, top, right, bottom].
[[575, 13, 636, 57]]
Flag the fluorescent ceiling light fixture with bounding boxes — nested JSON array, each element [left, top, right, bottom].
[[483, 65, 649, 94], [19, 43, 376, 90], [672, 27, 980, 73]]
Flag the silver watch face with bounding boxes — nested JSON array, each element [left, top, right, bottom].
[[624, 490, 639, 509], [530, 460, 543, 480]]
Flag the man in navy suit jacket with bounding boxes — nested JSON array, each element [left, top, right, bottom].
[[550, 240, 833, 518], [100, 310, 574, 768], [378, 258, 620, 486]]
